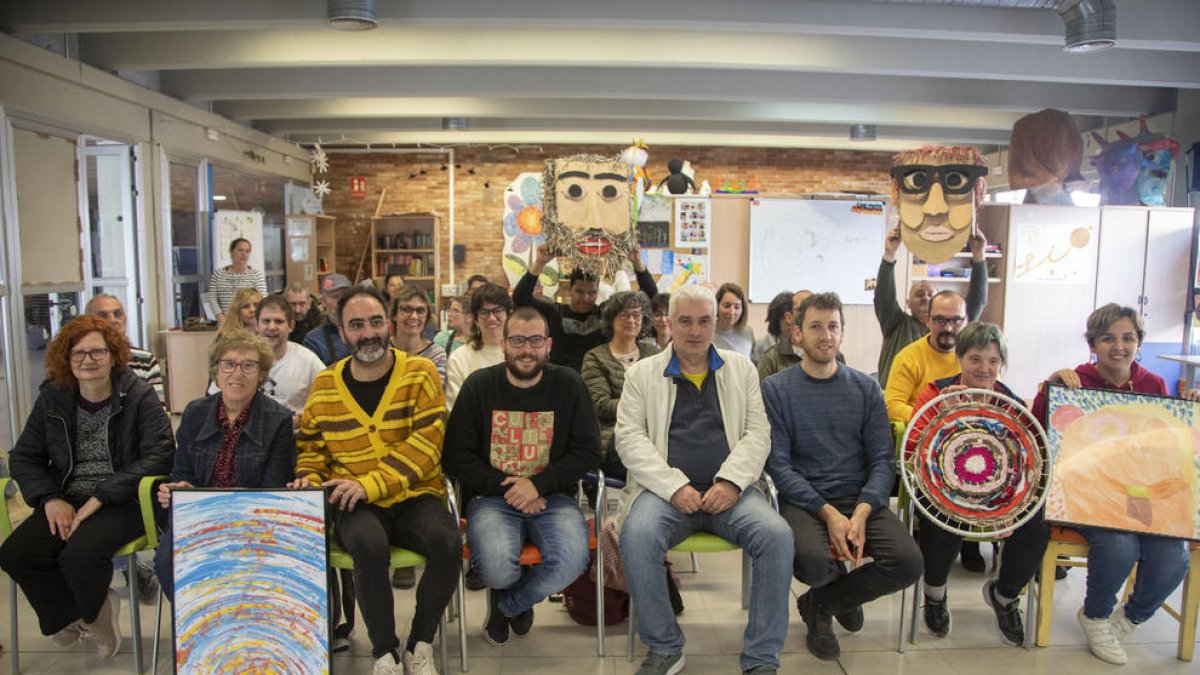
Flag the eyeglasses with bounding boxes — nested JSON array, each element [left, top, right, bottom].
[[346, 317, 388, 330], [476, 307, 508, 320], [70, 348, 110, 363], [447, 307, 463, 315], [617, 310, 644, 322], [505, 335, 548, 349], [394, 305, 429, 317], [889, 164, 987, 196], [653, 312, 669, 319], [217, 359, 260, 374], [930, 315, 966, 328]]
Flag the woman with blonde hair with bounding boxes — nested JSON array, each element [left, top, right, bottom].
[[218, 287, 262, 336]]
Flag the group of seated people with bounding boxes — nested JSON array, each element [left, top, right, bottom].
[[0, 234, 1191, 675]]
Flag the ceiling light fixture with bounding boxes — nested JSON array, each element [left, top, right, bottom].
[[849, 124, 876, 142], [1059, 0, 1115, 53], [442, 117, 469, 131], [327, 0, 378, 31]]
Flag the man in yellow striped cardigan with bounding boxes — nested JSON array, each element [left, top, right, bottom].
[[294, 288, 459, 675]]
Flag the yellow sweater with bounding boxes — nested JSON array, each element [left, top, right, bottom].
[[884, 336, 959, 423], [296, 349, 447, 506]]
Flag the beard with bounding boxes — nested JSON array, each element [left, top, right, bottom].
[[351, 336, 388, 363], [934, 331, 957, 352], [506, 352, 546, 381]]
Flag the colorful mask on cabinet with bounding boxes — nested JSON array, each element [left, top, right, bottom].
[[890, 146, 988, 264], [1091, 116, 1180, 207], [542, 154, 635, 277]]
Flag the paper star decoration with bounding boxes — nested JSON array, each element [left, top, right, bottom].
[[312, 180, 331, 197], [310, 144, 329, 173]]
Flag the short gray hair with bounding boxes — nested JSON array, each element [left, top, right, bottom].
[[954, 322, 1007, 366], [668, 284, 717, 319], [84, 293, 122, 314]]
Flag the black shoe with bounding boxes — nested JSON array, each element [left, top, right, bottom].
[[982, 581, 1024, 646], [464, 564, 486, 591], [834, 605, 864, 633], [509, 607, 534, 637], [796, 590, 840, 661], [960, 541, 986, 573], [332, 622, 354, 653], [482, 589, 509, 647], [1055, 565, 1069, 580], [391, 567, 416, 590], [666, 570, 685, 616], [923, 595, 951, 638]]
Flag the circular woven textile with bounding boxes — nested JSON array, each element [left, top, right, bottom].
[[902, 388, 1050, 538]]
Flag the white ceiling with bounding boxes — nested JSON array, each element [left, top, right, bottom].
[[2, 0, 1197, 151]]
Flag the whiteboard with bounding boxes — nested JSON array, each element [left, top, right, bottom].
[[212, 210, 265, 273], [748, 199, 886, 304]]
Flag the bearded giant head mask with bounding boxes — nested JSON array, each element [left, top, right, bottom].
[[542, 154, 635, 277], [890, 146, 988, 264]]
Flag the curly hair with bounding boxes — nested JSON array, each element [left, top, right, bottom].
[[600, 291, 651, 340], [45, 315, 131, 389], [890, 145, 988, 204]]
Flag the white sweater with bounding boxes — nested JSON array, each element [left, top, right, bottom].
[[613, 346, 771, 525], [445, 343, 504, 410]]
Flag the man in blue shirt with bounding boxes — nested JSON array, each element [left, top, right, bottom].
[[763, 292, 922, 661]]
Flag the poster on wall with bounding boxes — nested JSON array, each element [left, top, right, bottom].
[[213, 210, 265, 273], [501, 172, 559, 295], [640, 249, 675, 276], [1011, 218, 1096, 284], [656, 252, 710, 294], [172, 489, 330, 674], [673, 198, 711, 248], [637, 195, 671, 248], [1045, 385, 1200, 541]]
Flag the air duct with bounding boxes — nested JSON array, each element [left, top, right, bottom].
[[442, 117, 470, 131], [849, 124, 876, 142], [328, 0, 377, 31], [1058, 0, 1115, 52]]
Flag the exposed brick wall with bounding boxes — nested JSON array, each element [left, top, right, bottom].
[[320, 144, 893, 291]]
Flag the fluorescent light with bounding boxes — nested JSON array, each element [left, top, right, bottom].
[[213, 195, 227, 201]]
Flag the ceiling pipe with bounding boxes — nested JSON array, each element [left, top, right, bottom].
[[327, 0, 377, 31], [1058, 0, 1116, 53]]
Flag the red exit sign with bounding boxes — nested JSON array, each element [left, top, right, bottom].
[[350, 176, 366, 199]]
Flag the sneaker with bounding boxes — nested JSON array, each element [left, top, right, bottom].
[[482, 588, 509, 647], [372, 650, 404, 675], [83, 589, 122, 659], [635, 651, 685, 675], [509, 607, 534, 637], [391, 567, 417, 590], [124, 560, 160, 606], [960, 542, 986, 573], [402, 641, 438, 675], [982, 580, 1024, 646], [796, 590, 840, 661], [922, 595, 951, 638], [1110, 604, 1137, 642], [50, 621, 83, 649], [834, 605, 864, 633], [464, 564, 486, 591], [332, 623, 354, 653], [1078, 608, 1127, 665]]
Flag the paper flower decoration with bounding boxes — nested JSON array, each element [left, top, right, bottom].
[[312, 180, 331, 197], [502, 173, 558, 293], [310, 144, 329, 173]]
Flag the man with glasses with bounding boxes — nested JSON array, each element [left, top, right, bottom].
[[443, 306, 600, 646], [295, 288, 459, 675], [884, 291, 971, 424]]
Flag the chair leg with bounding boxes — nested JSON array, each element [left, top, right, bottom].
[[1024, 573, 1036, 648], [897, 582, 908, 653], [1035, 545, 1059, 647], [10, 578, 19, 674], [150, 588, 163, 675], [128, 554, 144, 674], [1178, 549, 1199, 662], [740, 551, 750, 610], [438, 613, 448, 673], [595, 535, 605, 657], [908, 576, 921, 645], [689, 552, 699, 573], [626, 600, 636, 661], [457, 565, 468, 672]]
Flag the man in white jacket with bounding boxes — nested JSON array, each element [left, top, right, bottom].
[[615, 284, 793, 675]]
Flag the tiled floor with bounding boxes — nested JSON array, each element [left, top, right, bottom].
[[0, 543, 1193, 674]]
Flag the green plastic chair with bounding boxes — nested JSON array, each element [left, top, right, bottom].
[[0, 474, 164, 674]]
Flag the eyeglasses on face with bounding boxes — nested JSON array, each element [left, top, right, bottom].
[[346, 317, 388, 331], [890, 164, 987, 196], [476, 307, 508, 320], [70, 348, 111, 363], [505, 335, 548, 349], [394, 305, 429, 317], [217, 359, 260, 374], [617, 310, 644, 322], [930, 315, 966, 328]]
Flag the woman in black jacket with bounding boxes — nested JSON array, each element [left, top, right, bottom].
[[0, 316, 174, 658]]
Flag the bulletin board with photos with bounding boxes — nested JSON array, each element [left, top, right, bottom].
[[636, 194, 713, 295]]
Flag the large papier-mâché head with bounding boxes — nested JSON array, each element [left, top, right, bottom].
[[890, 146, 987, 264], [542, 154, 635, 277]]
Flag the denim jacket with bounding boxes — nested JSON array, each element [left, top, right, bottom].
[[171, 391, 296, 488]]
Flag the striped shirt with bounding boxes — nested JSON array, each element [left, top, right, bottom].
[[296, 349, 447, 506], [206, 266, 267, 317], [129, 347, 164, 404]]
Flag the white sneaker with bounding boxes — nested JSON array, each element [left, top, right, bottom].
[[1077, 608, 1127, 665], [50, 621, 83, 649], [1110, 604, 1137, 642], [403, 641, 439, 675], [82, 589, 122, 659], [373, 651, 404, 675]]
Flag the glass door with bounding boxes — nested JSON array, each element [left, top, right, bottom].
[[84, 141, 143, 346]]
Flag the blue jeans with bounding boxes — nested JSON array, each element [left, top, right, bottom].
[[466, 494, 590, 616], [619, 487, 793, 671], [1080, 527, 1189, 622]]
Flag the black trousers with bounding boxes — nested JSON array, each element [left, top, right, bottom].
[[333, 495, 461, 658], [917, 509, 1049, 599], [0, 498, 142, 634], [783, 499, 923, 616]]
